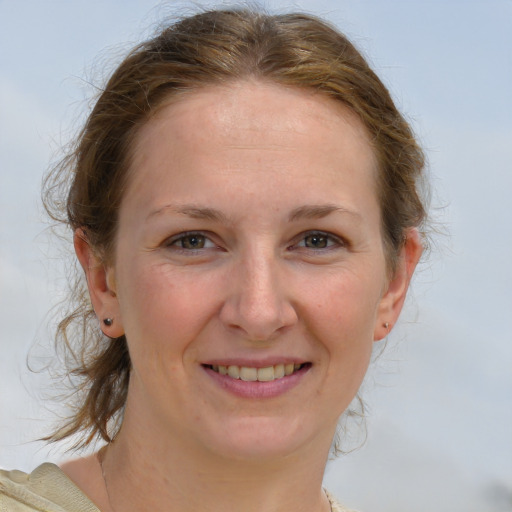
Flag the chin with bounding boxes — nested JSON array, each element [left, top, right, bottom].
[[199, 416, 329, 462]]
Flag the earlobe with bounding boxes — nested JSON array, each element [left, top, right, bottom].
[[74, 229, 124, 338], [374, 228, 423, 341]]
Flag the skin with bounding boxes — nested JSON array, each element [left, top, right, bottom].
[[65, 81, 422, 512]]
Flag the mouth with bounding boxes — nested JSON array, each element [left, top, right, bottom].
[[203, 363, 310, 382]]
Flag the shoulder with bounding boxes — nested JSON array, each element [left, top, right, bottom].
[[0, 463, 99, 512], [325, 489, 360, 512]]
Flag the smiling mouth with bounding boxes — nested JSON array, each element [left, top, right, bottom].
[[204, 363, 309, 382]]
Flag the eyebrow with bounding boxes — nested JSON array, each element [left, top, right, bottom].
[[147, 203, 360, 223], [288, 204, 362, 222], [147, 204, 229, 223]]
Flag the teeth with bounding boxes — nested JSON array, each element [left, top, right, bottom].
[[257, 366, 274, 382], [240, 367, 258, 381], [227, 365, 240, 379], [274, 364, 285, 379], [212, 363, 303, 381]]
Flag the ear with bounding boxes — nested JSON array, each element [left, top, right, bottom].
[[74, 229, 124, 338], [374, 228, 423, 341]]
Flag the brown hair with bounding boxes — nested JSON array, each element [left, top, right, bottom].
[[44, 7, 427, 448]]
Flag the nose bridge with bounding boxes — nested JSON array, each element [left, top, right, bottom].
[[221, 244, 296, 340], [244, 248, 279, 310]]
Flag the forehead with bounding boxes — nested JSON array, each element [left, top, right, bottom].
[[141, 81, 373, 155], [124, 80, 378, 214]]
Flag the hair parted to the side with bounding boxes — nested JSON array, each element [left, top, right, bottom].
[[43, 7, 427, 450]]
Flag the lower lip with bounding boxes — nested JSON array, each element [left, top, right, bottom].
[[203, 365, 311, 399]]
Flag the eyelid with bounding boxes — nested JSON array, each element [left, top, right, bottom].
[[164, 231, 217, 250], [292, 230, 346, 250], [162, 230, 346, 254]]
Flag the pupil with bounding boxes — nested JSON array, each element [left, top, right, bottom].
[[183, 235, 204, 249], [306, 234, 327, 248]]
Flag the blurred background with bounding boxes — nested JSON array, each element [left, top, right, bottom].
[[1, 1, 511, 511]]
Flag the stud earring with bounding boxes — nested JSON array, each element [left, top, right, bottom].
[[103, 318, 113, 327], [384, 322, 390, 330]]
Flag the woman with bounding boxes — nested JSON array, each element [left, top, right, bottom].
[[0, 7, 426, 512]]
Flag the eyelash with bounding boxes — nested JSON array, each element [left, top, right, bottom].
[[165, 231, 216, 252], [164, 230, 345, 254], [291, 231, 345, 251]]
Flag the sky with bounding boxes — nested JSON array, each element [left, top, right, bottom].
[[1, 1, 511, 511]]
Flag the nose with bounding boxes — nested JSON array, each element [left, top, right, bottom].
[[219, 252, 298, 341]]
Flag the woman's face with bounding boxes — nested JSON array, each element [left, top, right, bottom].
[[90, 81, 414, 460]]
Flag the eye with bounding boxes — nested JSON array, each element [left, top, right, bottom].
[[302, 233, 330, 249], [167, 232, 216, 250], [296, 232, 341, 250]]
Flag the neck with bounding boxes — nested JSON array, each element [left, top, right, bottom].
[[100, 402, 334, 512]]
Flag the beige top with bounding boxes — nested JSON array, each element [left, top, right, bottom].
[[0, 463, 352, 512], [0, 463, 98, 512]]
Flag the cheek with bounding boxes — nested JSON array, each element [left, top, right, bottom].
[[306, 269, 382, 338], [303, 271, 381, 383], [116, 264, 218, 369]]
